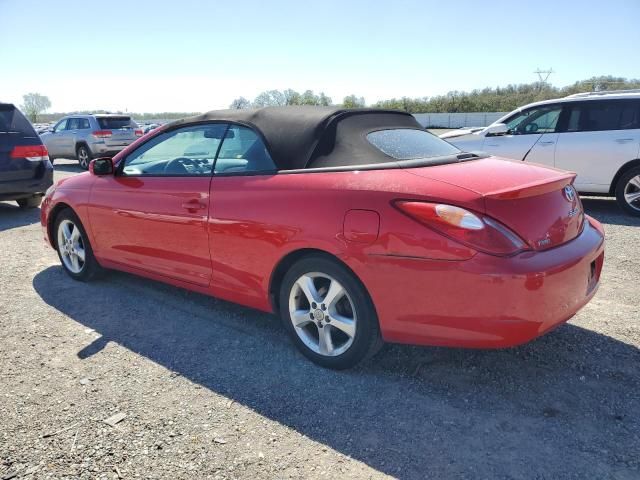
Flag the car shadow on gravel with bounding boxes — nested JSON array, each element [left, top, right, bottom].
[[52, 162, 83, 174], [33, 266, 639, 479], [0, 202, 40, 232], [582, 197, 640, 227]]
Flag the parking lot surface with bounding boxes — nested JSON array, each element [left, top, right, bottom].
[[1, 159, 639, 479]]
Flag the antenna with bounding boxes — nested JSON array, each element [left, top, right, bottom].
[[534, 68, 554, 86]]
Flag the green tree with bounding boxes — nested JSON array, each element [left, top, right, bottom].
[[283, 89, 301, 105], [299, 90, 318, 105], [317, 92, 332, 106], [229, 97, 251, 109], [21, 92, 51, 122], [253, 90, 286, 107], [342, 95, 365, 108]]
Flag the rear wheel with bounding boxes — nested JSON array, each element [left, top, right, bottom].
[[615, 167, 640, 217], [17, 196, 42, 209], [54, 209, 102, 281], [76, 145, 92, 170], [279, 256, 382, 369]]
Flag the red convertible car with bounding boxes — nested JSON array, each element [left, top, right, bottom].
[[41, 107, 605, 369]]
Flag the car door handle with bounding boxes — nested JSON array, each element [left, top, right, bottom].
[[615, 138, 634, 143], [181, 201, 207, 211], [538, 141, 555, 145]]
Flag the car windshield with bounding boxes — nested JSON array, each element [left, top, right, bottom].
[[97, 117, 136, 130], [367, 128, 461, 160]]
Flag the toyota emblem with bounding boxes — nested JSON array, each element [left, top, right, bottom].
[[563, 185, 576, 202]]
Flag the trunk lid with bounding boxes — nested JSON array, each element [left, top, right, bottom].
[[404, 157, 584, 251], [96, 116, 138, 147]]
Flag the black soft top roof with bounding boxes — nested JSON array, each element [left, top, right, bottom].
[[168, 106, 422, 170]]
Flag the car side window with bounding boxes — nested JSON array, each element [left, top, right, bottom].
[[214, 125, 276, 174], [53, 119, 68, 133], [79, 118, 90, 129], [121, 123, 227, 176], [564, 101, 640, 132], [505, 106, 562, 135], [67, 118, 80, 130]]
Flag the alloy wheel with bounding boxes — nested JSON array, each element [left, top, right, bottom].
[[78, 148, 89, 169], [288, 272, 357, 357], [57, 219, 86, 274], [624, 175, 640, 212]]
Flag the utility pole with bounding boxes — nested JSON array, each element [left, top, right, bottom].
[[534, 68, 554, 89]]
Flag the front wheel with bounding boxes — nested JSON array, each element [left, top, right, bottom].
[[54, 209, 103, 281], [76, 145, 92, 170], [279, 256, 382, 369], [615, 167, 640, 217]]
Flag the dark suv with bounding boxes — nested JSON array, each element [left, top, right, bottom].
[[0, 103, 53, 208]]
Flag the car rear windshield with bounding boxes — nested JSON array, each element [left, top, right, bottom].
[[367, 128, 461, 160], [0, 105, 36, 135], [97, 117, 136, 130]]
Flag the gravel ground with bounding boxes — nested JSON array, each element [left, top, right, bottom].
[[1, 160, 639, 480]]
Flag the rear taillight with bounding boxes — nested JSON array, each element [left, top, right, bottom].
[[10, 144, 49, 161], [134, 129, 143, 137], [394, 201, 528, 256], [92, 130, 112, 138]]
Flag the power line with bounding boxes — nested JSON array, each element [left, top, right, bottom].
[[534, 68, 554, 84]]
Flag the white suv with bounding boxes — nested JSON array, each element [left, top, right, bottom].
[[441, 90, 640, 216]]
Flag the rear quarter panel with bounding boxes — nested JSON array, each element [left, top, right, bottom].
[[207, 169, 482, 312]]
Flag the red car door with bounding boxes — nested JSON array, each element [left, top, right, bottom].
[[206, 124, 282, 307], [88, 123, 228, 286]]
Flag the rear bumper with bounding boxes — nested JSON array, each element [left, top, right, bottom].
[[357, 216, 605, 348], [0, 160, 53, 200], [89, 141, 132, 157]]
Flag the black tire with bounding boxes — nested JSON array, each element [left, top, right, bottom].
[[615, 166, 640, 217], [17, 196, 42, 209], [76, 145, 92, 170], [54, 208, 103, 281], [279, 255, 383, 369]]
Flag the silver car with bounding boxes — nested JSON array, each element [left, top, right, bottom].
[[41, 114, 142, 169]]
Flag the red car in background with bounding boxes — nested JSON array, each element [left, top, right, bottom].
[[41, 107, 604, 369]]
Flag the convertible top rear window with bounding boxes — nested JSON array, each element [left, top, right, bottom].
[[367, 129, 460, 160]]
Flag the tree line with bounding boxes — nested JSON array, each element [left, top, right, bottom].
[[17, 76, 640, 123], [373, 76, 640, 113], [230, 76, 640, 112]]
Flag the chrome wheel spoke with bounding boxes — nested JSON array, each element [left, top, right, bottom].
[[318, 325, 334, 355], [322, 279, 345, 309], [296, 274, 322, 304], [628, 175, 640, 190], [75, 246, 86, 262], [625, 191, 640, 204], [70, 253, 80, 271], [71, 225, 81, 243], [329, 313, 356, 339], [62, 222, 72, 242], [292, 309, 312, 328]]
